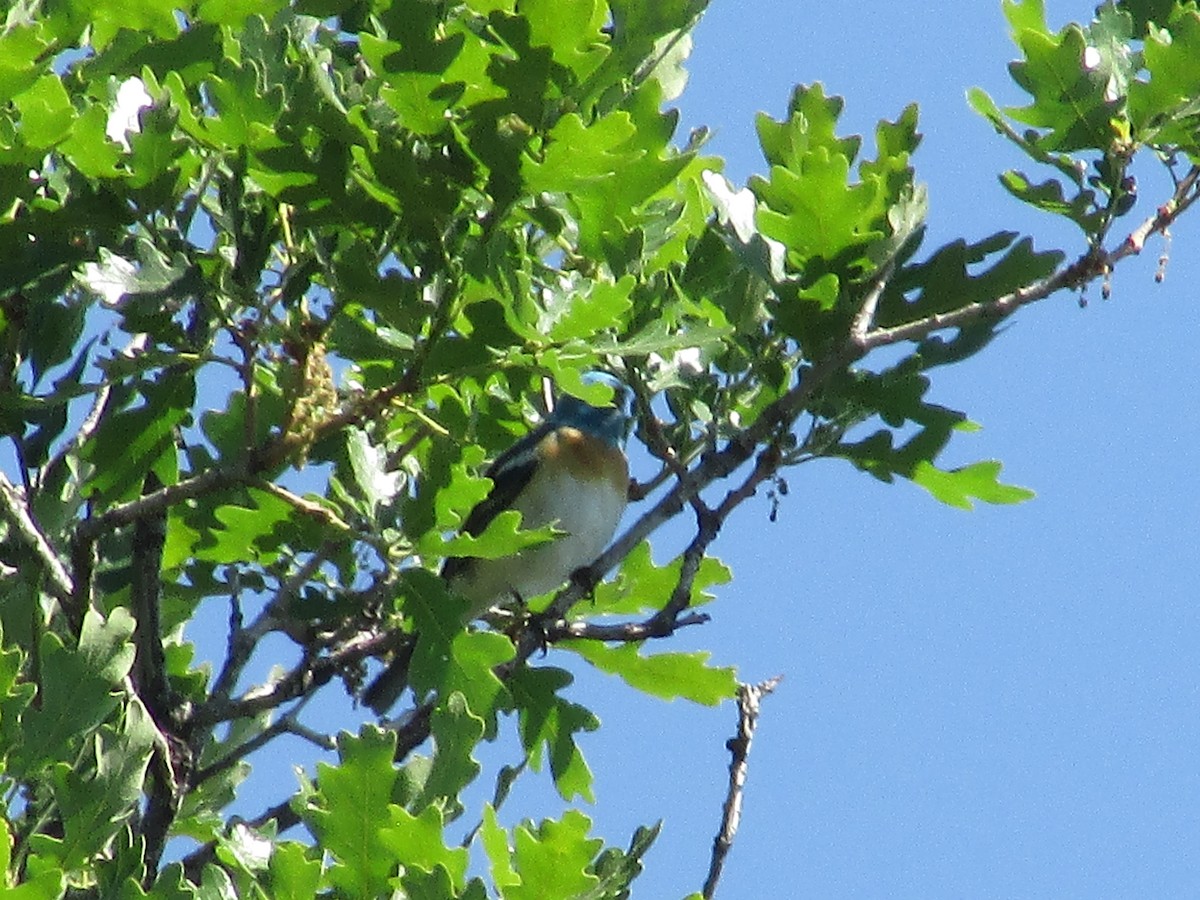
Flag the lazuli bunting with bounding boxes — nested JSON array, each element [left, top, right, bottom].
[[363, 373, 632, 713]]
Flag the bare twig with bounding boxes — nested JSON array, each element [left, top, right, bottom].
[[191, 628, 393, 727], [1116, 164, 1200, 259], [0, 472, 73, 602], [209, 572, 248, 704], [702, 675, 783, 900], [543, 611, 710, 643], [75, 463, 247, 544], [862, 165, 1200, 352], [850, 259, 896, 341], [192, 697, 332, 786], [43, 333, 149, 481]]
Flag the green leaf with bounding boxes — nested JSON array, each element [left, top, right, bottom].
[[509, 810, 603, 900], [359, 26, 465, 136], [522, 0, 608, 82], [198, 366, 288, 459], [480, 805, 519, 892], [60, 105, 124, 178], [0, 627, 34, 761], [48, 699, 156, 869], [403, 570, 513, 731], [267, 842, 325, 900], [344, 428, 402, 515], [522, 87, 688, 260], [81, 371, 194, 503], [1117, 0, 1177, 33], [379, 789, 470, 889], [87, 0, 181, 48], [2, 865, 65, 899], [587, 821, 662, 900], [877, 232, 1063, 329], [308, 727, 399, 899], [506, 666, 598, 801], [997, 170, 1099, 231], [597, 316, 732, 359], [16, 608, 136, 777], [539, 275, 635, 343], [1002, 2, 1120, 151], [0, 24, 51, 107], [1129, 6, 1200, 145], [586, 542, 731, 616], [430, 509, 557, 562], [23, 298, 86, 387], [566, 643, 737, 706], [196, 0, 289, 27], [753, 128, 886, 272], [13, 74, 74, 149], [607, 0, 709, 86], [749, 85, 924, 348], [206, 486, 320, 567], [910, 459, 1036, 509], [418, 691, 485, 811]]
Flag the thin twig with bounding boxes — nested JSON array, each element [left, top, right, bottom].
[[43, 333, 149, 482], [861, 165, 1200, 352], [702, 675, 783, 900], [0, 472, 73, 602], [192, 697, 332, 786], [209, 571, 247, 704], [1115, 163, 1200, 258], [850, 259, 896, 341], [75, 463, 247, 543], [191, 628, 393, 727], [543, 611, 710, 643]]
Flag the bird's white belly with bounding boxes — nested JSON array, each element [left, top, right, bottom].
[[457, 464, 626, 608]]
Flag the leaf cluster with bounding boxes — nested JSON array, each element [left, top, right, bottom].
[[0, 0, 1197, 897]]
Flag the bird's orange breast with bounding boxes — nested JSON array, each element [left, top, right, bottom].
[[538, 427, 629, 496]]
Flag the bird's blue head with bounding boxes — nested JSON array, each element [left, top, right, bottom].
[[548, 372, 632, 448]]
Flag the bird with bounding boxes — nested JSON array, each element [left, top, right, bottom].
[[362, 372, 633, 714]]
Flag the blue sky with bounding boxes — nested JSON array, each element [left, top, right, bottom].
[[177, 2, 1200, 897], [557, 1, 1200, 897]]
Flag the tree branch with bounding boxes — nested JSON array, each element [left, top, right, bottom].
[[1117, 163, 1200, 258], [859, 247, 1103, 351], [74, 463, 247, 544], [543, 611, 710, 643], [192, 695, 332, 787], [850, 258, 895, 340], [861, 166, 1200, 352], [130, 472, 182, 881], [702, 675, 783, 900], [0, 471, 73, 602], [191, 628, 392, 727], [167, 162, 1200, 891], [43, 334, 149, 481]]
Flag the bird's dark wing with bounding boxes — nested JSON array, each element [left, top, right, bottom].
[[440, 422, 550, 581]]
